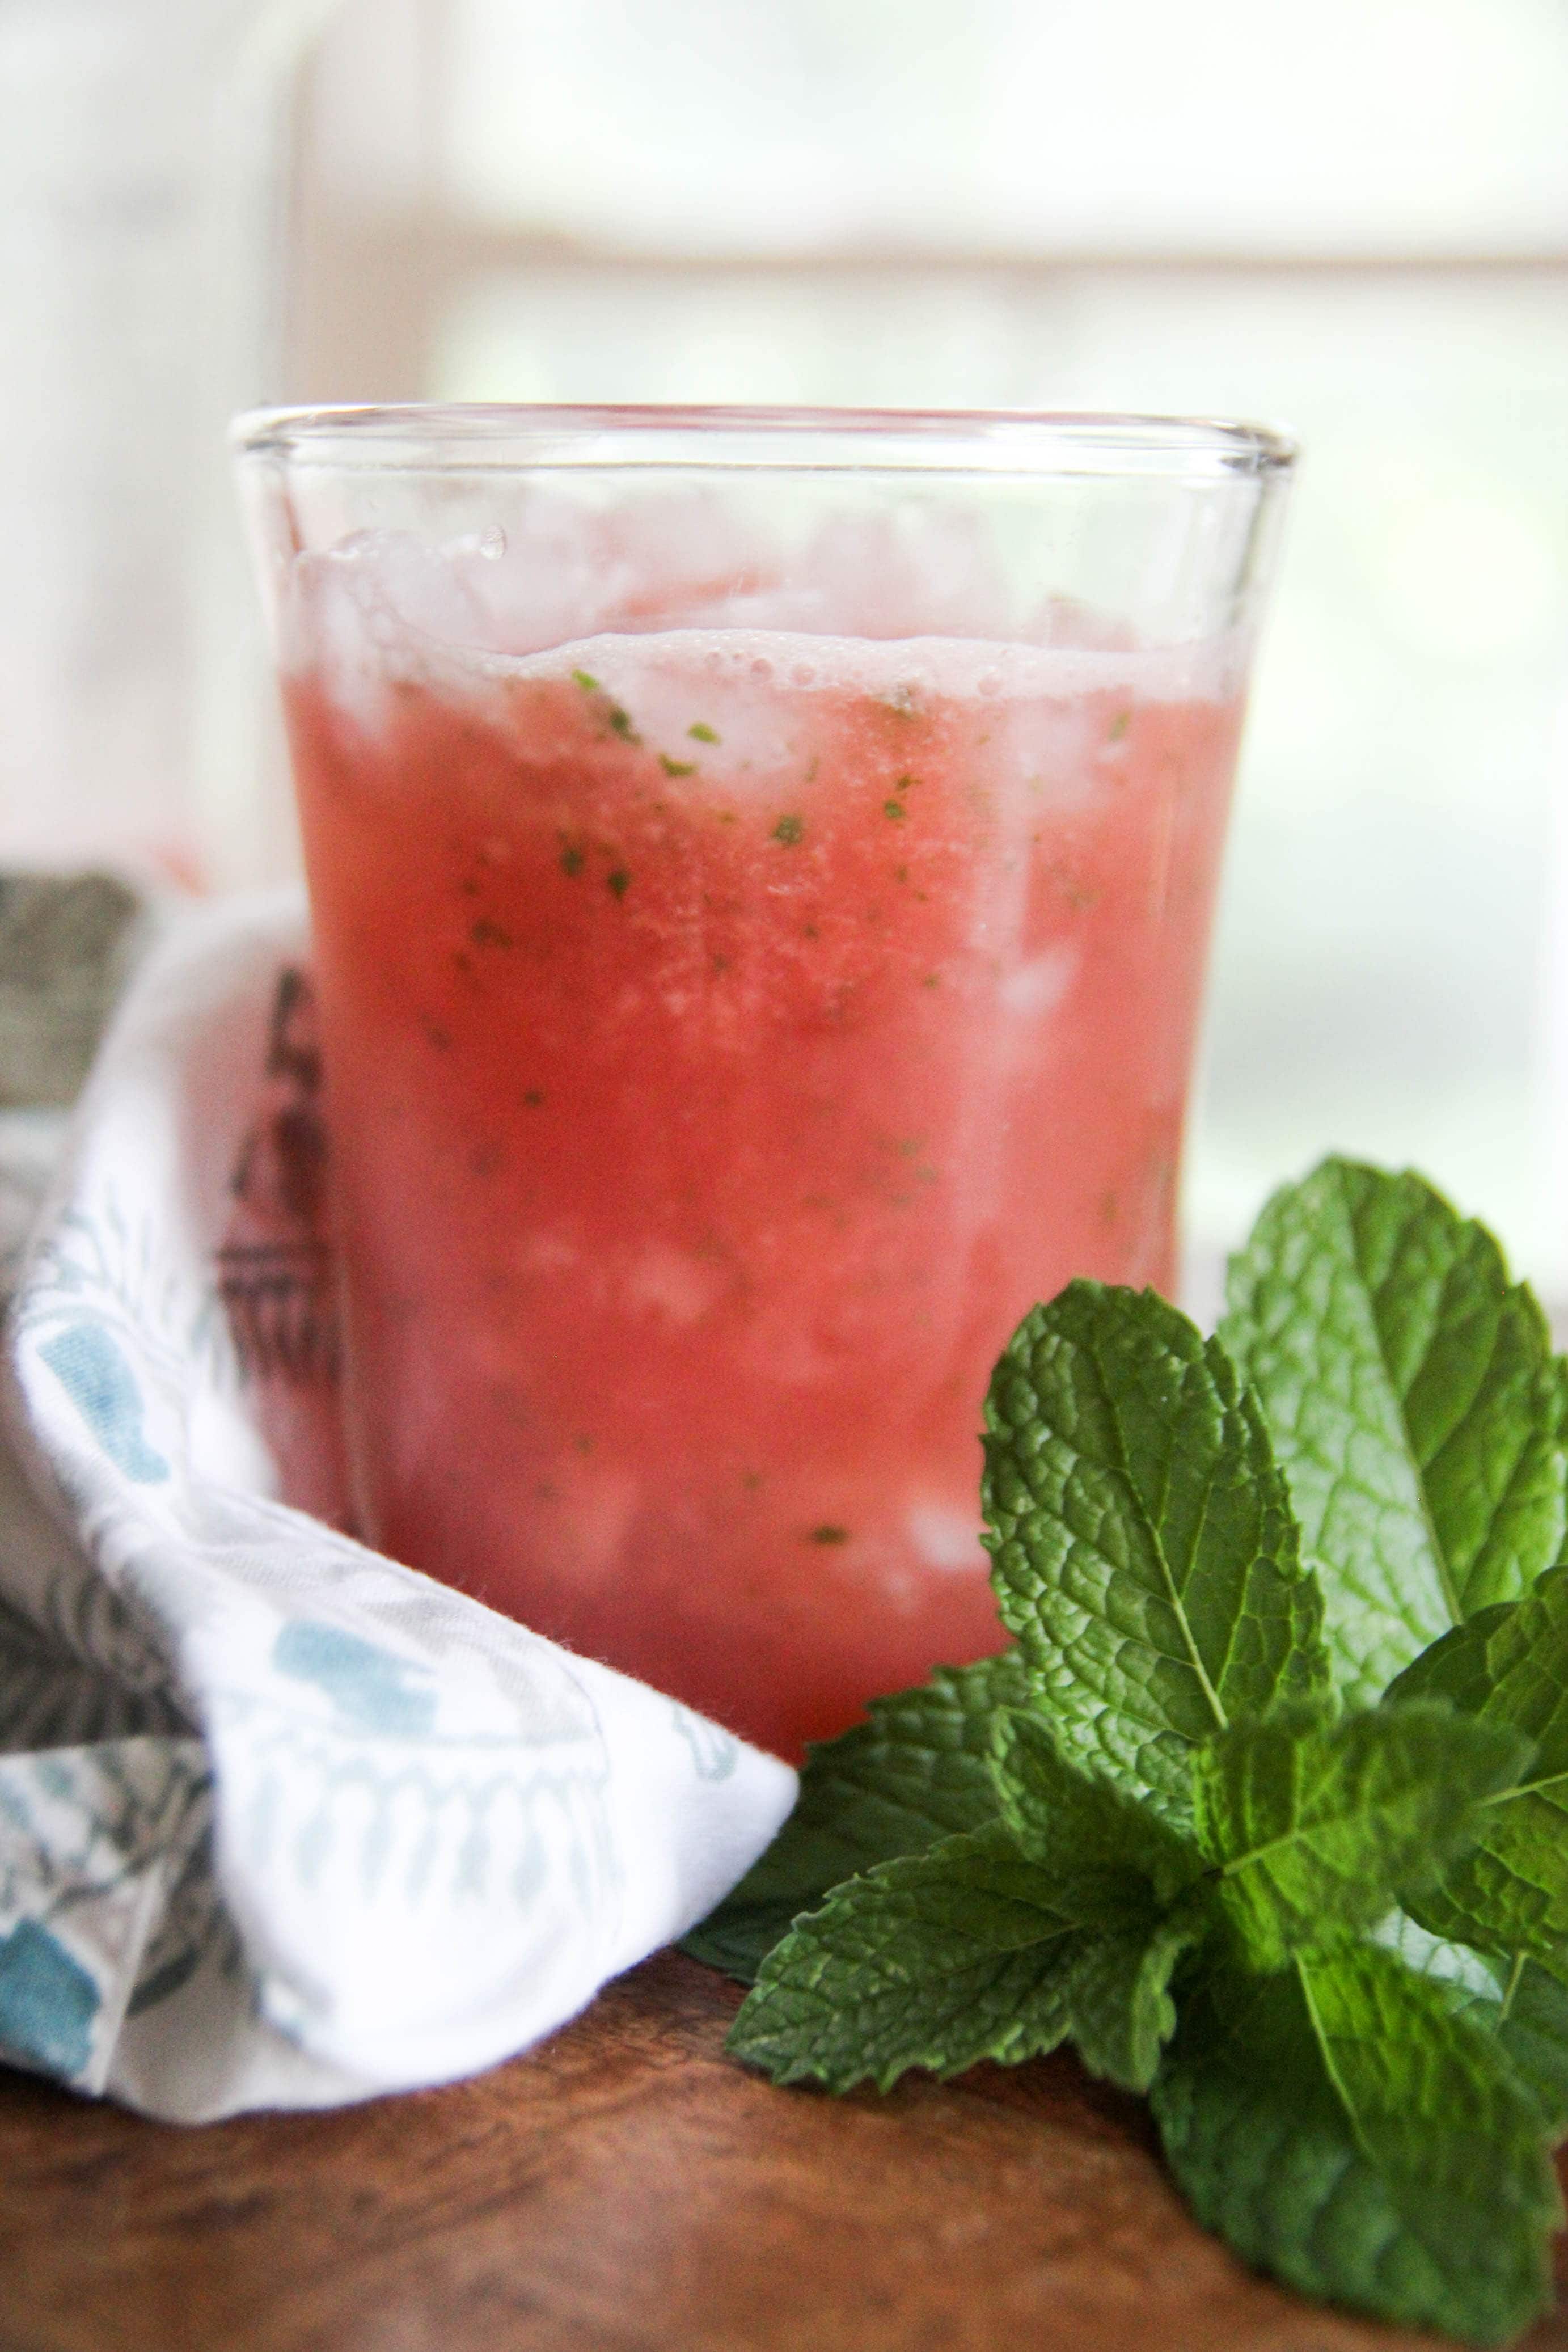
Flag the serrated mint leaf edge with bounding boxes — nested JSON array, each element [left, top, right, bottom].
[[1220, 1158, 1567, 1712], [723, 1821, 1083, 2094], [1388, 1574, 1568, 1965], [682, 1653, 1032, 1982]]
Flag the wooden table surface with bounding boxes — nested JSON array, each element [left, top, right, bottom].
[[5, 1945, 1567, 2352]]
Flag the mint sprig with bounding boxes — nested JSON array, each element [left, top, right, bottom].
[[690, 1159, 1568, 2345]]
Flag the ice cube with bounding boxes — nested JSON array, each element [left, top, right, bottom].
[[907, 1505, 986, 1572], [998, 944, 1079, 1019]]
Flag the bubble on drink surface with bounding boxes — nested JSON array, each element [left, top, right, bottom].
[[476, 525, 507, 561]]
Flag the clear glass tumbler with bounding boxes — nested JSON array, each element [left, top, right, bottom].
[[235, 403, 1295, 1760]]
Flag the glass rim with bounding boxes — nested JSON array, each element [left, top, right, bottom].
[[231, 401, 1296, 480]]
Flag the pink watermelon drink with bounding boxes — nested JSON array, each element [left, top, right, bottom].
[[240, 407, 1292, 1761]]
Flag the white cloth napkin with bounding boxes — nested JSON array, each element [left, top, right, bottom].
[[0, 893, 796, 2122]]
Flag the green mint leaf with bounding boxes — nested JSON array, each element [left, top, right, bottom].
[[987, 1711, 1206, 2088], [982, 1282, 1328, 1825], [1193, 1700, 1530, 1971], [1152, 1944, 1560, 2345], [1390, 1566, 1568, 1962], [725, 1820, 1080, 2092], [683, 1654, 1031, 1981], [1387, 1601, 1511, 1715], [1491, 1953, 1568, 2138], [1221, 1159, 1567, 1709], [725, 1797, 1195, 2098], [990, 1707, 1202, 1916], [1063, 1907, 1203, 2093], [1394, 1926, 1568, 2139]]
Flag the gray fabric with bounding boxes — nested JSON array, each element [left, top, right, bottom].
[[0, 872, 146, 1108]]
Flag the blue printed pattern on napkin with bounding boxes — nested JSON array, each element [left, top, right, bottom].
[[0, 1735, 214, 2094], [0, 901, 796, 2121], [0, 1920, 99, 2076], [272, 1620, 438, 1739], [40, 1323, 171, 1484]]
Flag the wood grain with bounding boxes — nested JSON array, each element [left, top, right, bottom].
[[2, 1947, 1566, 2352]]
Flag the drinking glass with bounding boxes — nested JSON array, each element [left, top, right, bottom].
[[235, 403, 1295, 1759]]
